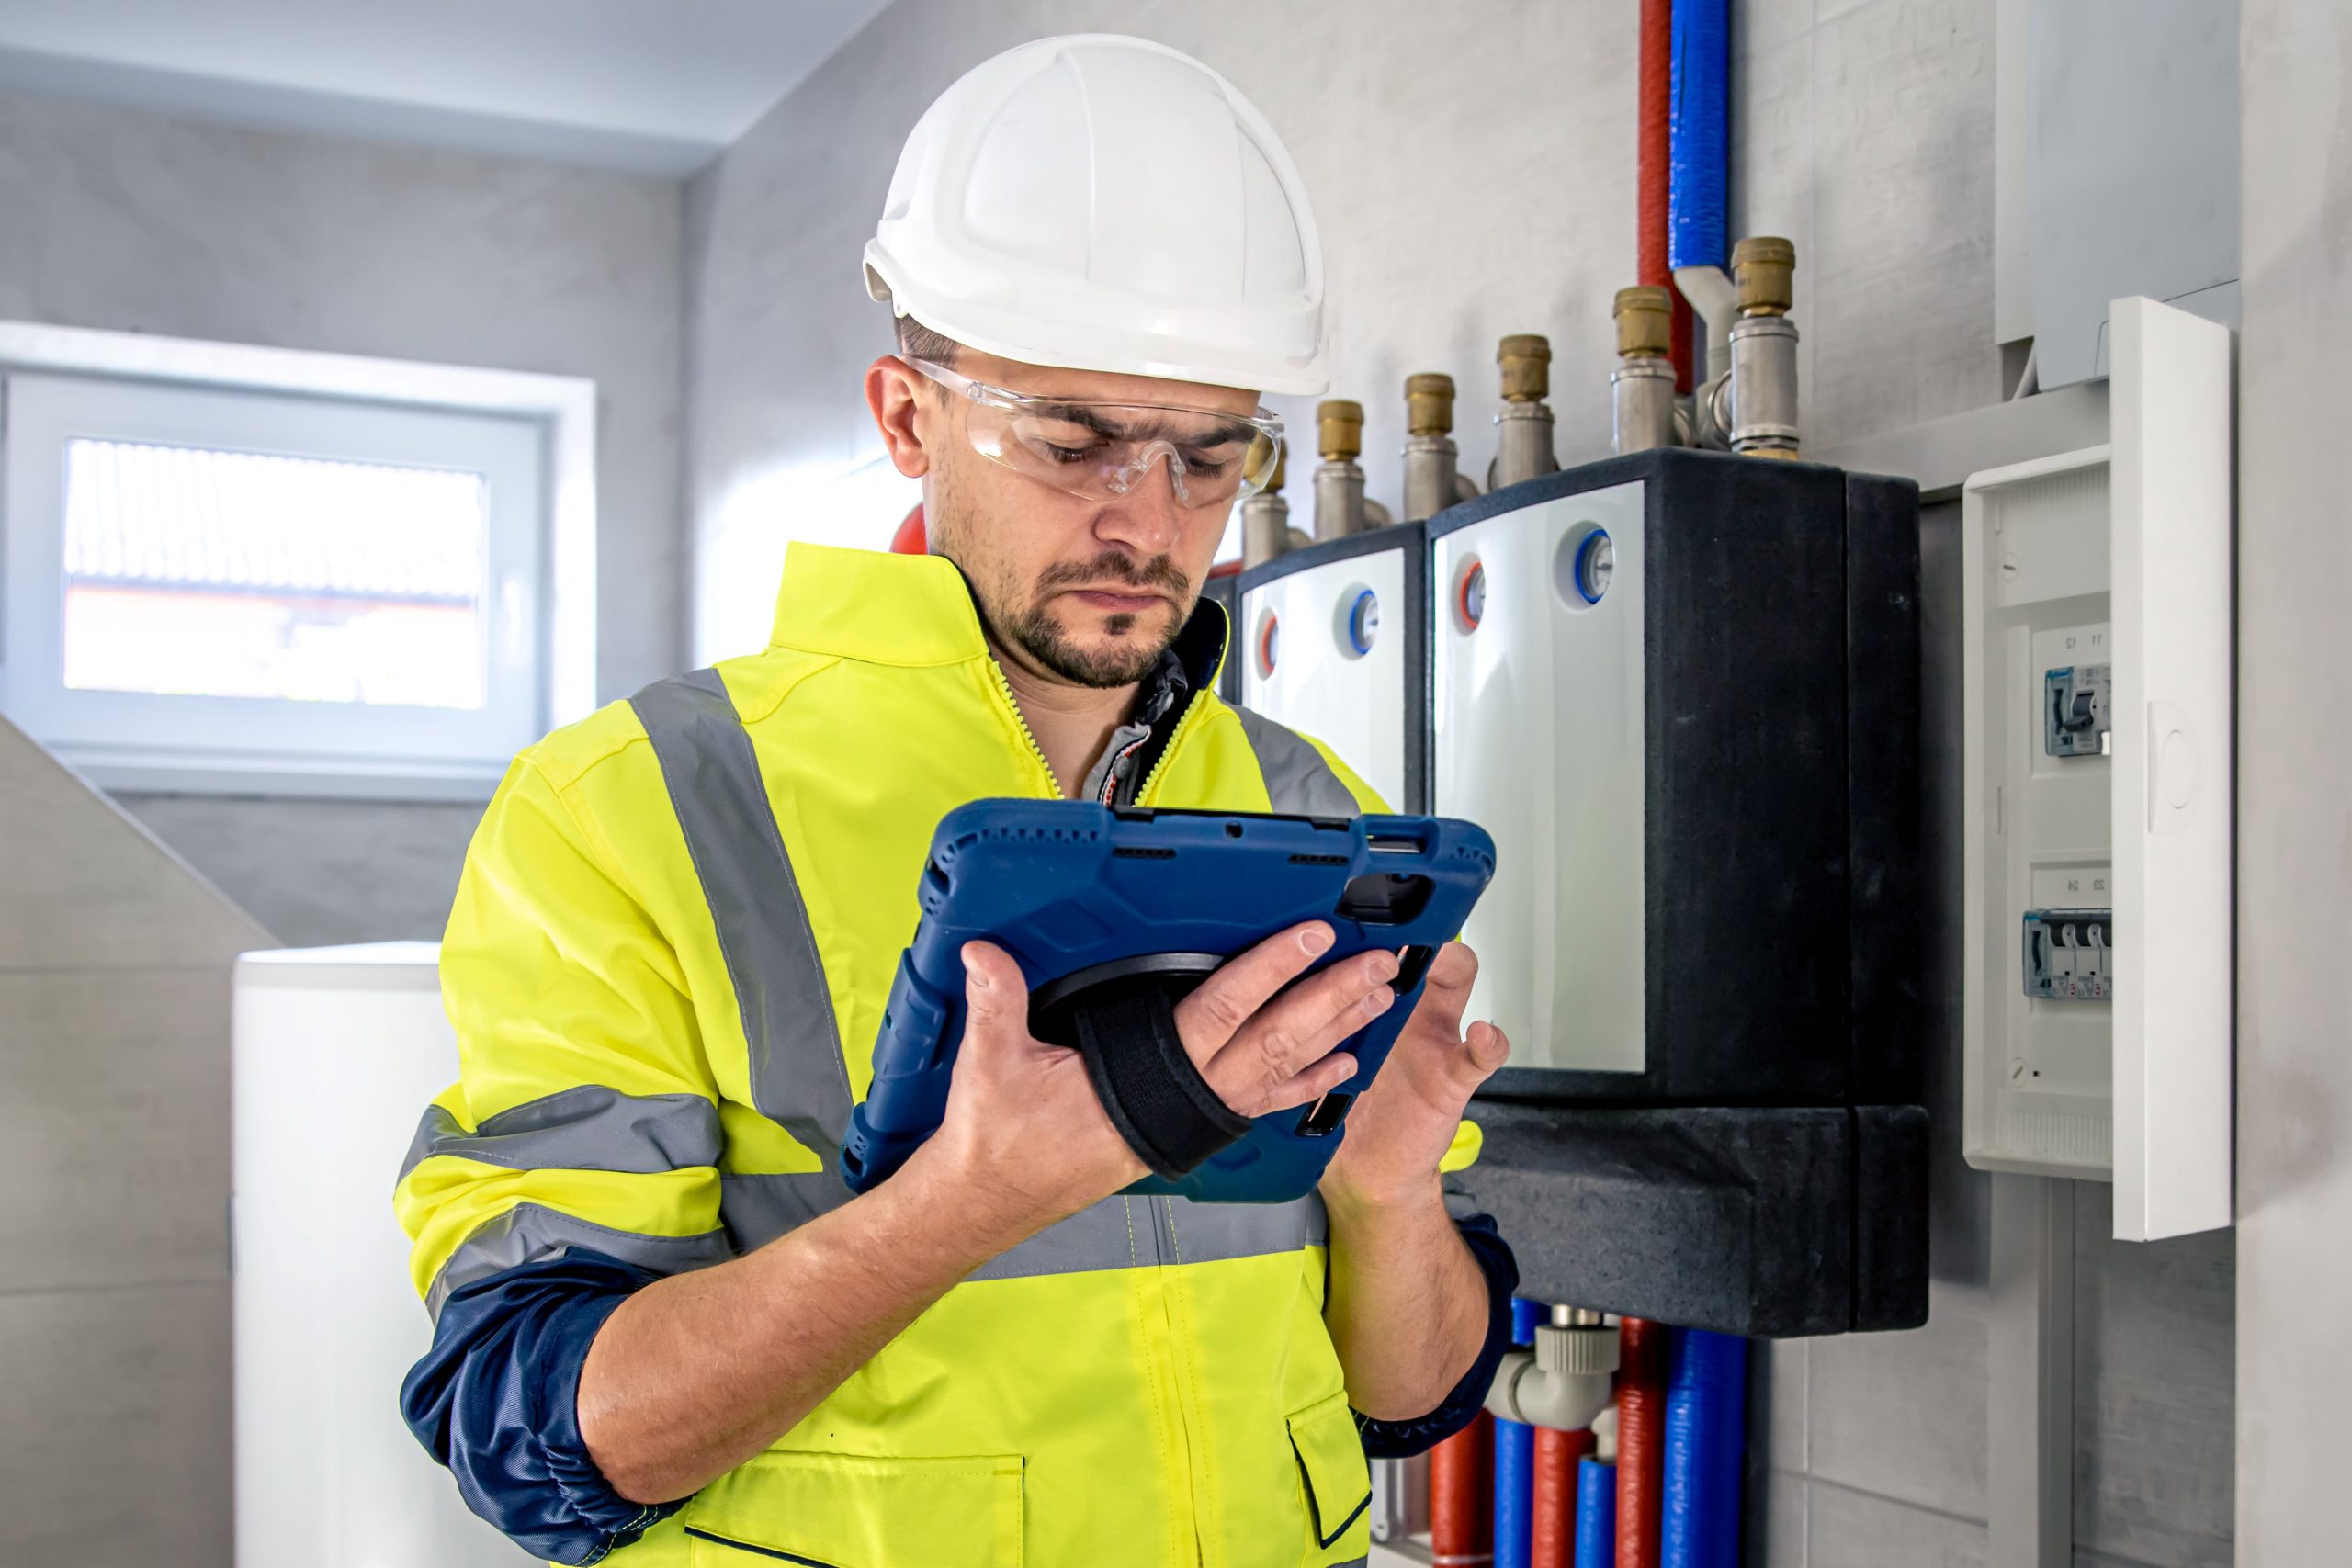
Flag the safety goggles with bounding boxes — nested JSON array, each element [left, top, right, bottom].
[[905, 357, 1284, 510]]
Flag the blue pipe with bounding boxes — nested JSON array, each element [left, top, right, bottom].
[[1492, 1298, 1544, 1568], [1668, 0, 1731, 271], [1494, 1416, 1533, 1568], [1659, 1328, 1747, 1568], [1574, 1456, 1616, 1568]]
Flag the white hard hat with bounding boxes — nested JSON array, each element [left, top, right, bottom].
[[865, 34, 1328, 397]]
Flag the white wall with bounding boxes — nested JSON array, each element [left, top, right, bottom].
[[2234, 4, 2351, 1562]]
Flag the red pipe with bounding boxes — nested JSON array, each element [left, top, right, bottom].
[[1532, 1424, 1594, 1568], [1637, 0, 1694, 391], [1432, 1412, 1496, 1566], [1615, 1319, 1668, 1568], [889, 502, 926, 554]]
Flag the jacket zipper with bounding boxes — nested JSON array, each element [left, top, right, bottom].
[[1129, 689, 1208, 806], [986, 660, 1062, 797]]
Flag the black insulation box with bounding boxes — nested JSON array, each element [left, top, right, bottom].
[[1428, 448, 1928, 1337]]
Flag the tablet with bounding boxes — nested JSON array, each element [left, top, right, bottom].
[[842, 800, 1495, 1204]]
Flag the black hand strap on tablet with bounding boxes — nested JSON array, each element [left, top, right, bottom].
[[1067, 975, 1253, 1180]]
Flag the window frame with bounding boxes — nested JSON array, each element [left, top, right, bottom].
[[0, 321, 595, 800]]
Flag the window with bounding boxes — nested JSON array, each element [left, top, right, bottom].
[[0, 345, 585, 798]]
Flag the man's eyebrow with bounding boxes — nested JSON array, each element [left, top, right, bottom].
[[1028, 402, 1257, 446]]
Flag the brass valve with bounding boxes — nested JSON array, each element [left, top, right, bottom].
[[1498, 334, 1552, 402], [1317, 400, 1363, 462], [1613, 287, 1674, 359], [1405, 373, 1457, 437], [1731, 236, 1796, 317]]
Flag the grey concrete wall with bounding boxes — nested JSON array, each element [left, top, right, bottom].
[[2234, 3, 2350, 1562], [685, 3, 2234, 1563], [110, 793, 483, 948], [0, 86, 684, 942], [0, 709, 276, 1566]]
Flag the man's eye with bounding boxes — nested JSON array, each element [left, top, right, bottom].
[[1045, 443, 1096, 465]]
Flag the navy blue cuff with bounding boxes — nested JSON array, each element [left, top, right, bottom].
[[1356, 1213, 1521, 1459], [401, 1250, 680, 1565]]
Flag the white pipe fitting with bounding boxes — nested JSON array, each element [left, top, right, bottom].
[[1483, 1322, 1621, 1431]]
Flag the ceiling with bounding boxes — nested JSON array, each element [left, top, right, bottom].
[[0, 0, 899, 175]]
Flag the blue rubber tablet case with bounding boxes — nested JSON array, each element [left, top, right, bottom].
[[842, 800, 1495, 1204]]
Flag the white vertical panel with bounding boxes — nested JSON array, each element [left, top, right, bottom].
[[1239, 547, 1408, 810], [233, 943, 524, 1568], [1430, 482, 1645, 1075], [2108, 295, 2234, 1241]]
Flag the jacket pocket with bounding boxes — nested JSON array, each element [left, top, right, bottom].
[[682, 1450, 1024, 1567], [1286, 1391, 1372, 1563]]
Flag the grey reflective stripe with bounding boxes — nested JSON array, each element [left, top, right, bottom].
[[1159, 1192, 1329, 1264], [629, 669, 854, 1165], [424, 1202, 732, 1320], [718, 1169, 853, 1252], [1231, 706, 1364, 818], [967, 1196, 1146, 1282], [965, 1192, 1326, 1282], [399, 1085, 722, 1184]]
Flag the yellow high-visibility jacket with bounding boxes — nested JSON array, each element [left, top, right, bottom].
[[396, 543, 1470, 1568]]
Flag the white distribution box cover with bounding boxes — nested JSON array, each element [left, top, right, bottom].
[[232, 942, 529, 1566]]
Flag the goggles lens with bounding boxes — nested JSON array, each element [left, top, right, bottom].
[[908, 358, 1283, 510]]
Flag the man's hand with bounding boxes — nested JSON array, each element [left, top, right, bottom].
[[1320, 941, 1511, 1211], [1316, 940, 1510, 1420], [914, 921, 1399, 1243]]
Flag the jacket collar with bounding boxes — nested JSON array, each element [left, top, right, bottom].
[[768, 541, 1231, 691], [768, 543, 989, 667]]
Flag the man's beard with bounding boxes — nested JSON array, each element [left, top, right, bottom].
[[998, 550, 1194, 689]]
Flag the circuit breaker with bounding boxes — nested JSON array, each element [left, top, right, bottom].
[[1960, 296, 2232, 1243], [2044, 663, 2111, 756], [1428, 447, 1928, 1337]]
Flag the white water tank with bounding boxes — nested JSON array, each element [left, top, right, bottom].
[[232, 942, 526, 1567]]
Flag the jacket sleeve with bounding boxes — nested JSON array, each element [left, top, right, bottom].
[[1354, 1211, 1520, 1458], [393, 748, 731, 1562]]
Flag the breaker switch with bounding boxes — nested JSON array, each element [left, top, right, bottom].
[[2045, 664, 2112, 757], [2022, 908, 2112, 1001]]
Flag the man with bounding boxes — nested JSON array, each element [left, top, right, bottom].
[[398, 35, 1518, 1567]]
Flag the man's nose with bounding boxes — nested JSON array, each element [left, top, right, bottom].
[[1094, 446, 1187, 554]]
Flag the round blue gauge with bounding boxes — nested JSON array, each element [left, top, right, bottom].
[[1574, 528, 1614, 604], [1346, 589, 1379, 655]]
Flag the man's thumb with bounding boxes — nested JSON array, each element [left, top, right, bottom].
[[959, 940, 1029, 1055]]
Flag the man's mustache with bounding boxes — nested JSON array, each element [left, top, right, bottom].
[[1035, 552, 1191, 597]]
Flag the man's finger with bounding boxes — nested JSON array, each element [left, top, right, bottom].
[[1459, 1020, 1512, 1081], [1223, 949, 1398, 1088], [959, 940, 1033, 1058], [1402, 941, 1480, 1040], [1175, 920, 1334, 1050], [1258, 1053, 1359, 1117]]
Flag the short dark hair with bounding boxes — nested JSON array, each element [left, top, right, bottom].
[[895, 315, 961, 369]]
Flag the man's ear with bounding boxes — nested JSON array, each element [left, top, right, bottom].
[[865, 355, 933, 479]]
